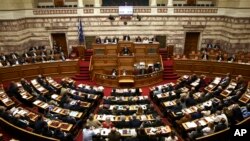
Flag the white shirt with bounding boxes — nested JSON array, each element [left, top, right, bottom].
[[165, 136, 178, 141]]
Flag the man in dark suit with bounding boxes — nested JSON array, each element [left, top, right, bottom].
[[123, 35, 130, 41], [214, 118, 227, 132], [112, 36, 119, 43], [135, 36, 142, 42], [95, 36, 102, 44], [34, 115, 48, 134], [151, 35, 158, 42], [116, 116, 130, 128], [121, 46, 131, 55], [104, 36, 110, 44], [130, 115, 142, 128], [216, 52, 224, 61]]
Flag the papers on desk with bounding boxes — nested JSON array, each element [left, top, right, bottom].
[[204, 117, 214, 123], [183, 75, 189, 79], [186, 122, 197, 128], [101, 128, 110, 136], [198, 120, 207, 126], [33, 100, 41, 105], [31, 79, 37, 85], [141, 115, 147, 121], [69, 111, 78, 117], [41, 103, 49, 108], [37, 87, 44, 92], [141, 105, 147, 110], [22, 95, 28, 99], [2, 98, 9, 103], [18, 109, 28, 115], [51, 94, 58, 99], [55, 108, 61, 113]]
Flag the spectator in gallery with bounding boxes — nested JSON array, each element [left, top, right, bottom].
[[216, 51, 224, 61], [214, 43, 220, 49], [227, 54, 236, 62], [123, 34, 130, 41], [135, 36, 142, 42], [207, 42, 213, 48], [201, 51, 209, 60], [95, 36, 102, 44]]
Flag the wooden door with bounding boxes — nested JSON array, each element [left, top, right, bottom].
[[184, 32, 200, 57], [54, 0, 64, 7], [166, 45, 174, 58], [187, 0, 196, 5], [51, 33, 68, 56]]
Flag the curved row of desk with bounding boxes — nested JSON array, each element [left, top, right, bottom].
[[0, 60, 79, 83], [173, 59, 250, 80], [1, 59, 250, 86]]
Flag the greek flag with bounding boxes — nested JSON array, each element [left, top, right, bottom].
[[78, 20, 84, 44]]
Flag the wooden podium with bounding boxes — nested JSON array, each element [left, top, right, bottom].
[[72, 45, 85, 58], [118, 75, 134, 87]]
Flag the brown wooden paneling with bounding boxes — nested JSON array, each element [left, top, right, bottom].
[[0, 61, 78, 82], [173, 60, 250, 80]]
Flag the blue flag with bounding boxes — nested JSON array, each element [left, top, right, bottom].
[[78, 20, 84, 44]]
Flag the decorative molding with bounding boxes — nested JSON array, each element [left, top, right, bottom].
[[134, 8, 151, 13], [83, 8, 94, 13], [157, 8, 168, 13], [100, 8, 118, 13], [174, 8, 218, 13], [45, 26, 69, 30], [33, 9, 77, 15]]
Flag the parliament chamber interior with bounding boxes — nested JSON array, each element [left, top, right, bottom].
[[0, 0, 250, 141]]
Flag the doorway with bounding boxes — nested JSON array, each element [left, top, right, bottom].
[[184, 32, 200, 57], [51, 33, 68, 56], [187, 0, 196, 5]]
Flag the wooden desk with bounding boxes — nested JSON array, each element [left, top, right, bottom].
[[0, 60, 79, 83], [0, 90, 15, 107], [173, 60, 250, 80]]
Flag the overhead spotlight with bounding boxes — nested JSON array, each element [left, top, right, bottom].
[[137, 15, 141, 21], [108, 15, 115, 21]]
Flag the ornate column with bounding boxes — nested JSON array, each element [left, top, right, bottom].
[[167, 0, 173, 7], [94, 0, 101, 7], [78, 0, 83, 7], [150, 0, 157, 6]]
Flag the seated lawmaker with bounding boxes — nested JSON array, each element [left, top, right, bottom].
[[104, 36, 110, 44], [123, 34, 130, 41], [95, 36, 102, 44], [135, 36, 142, 42], [151, 35, 158, 42], [112, 36, 119, 43]]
